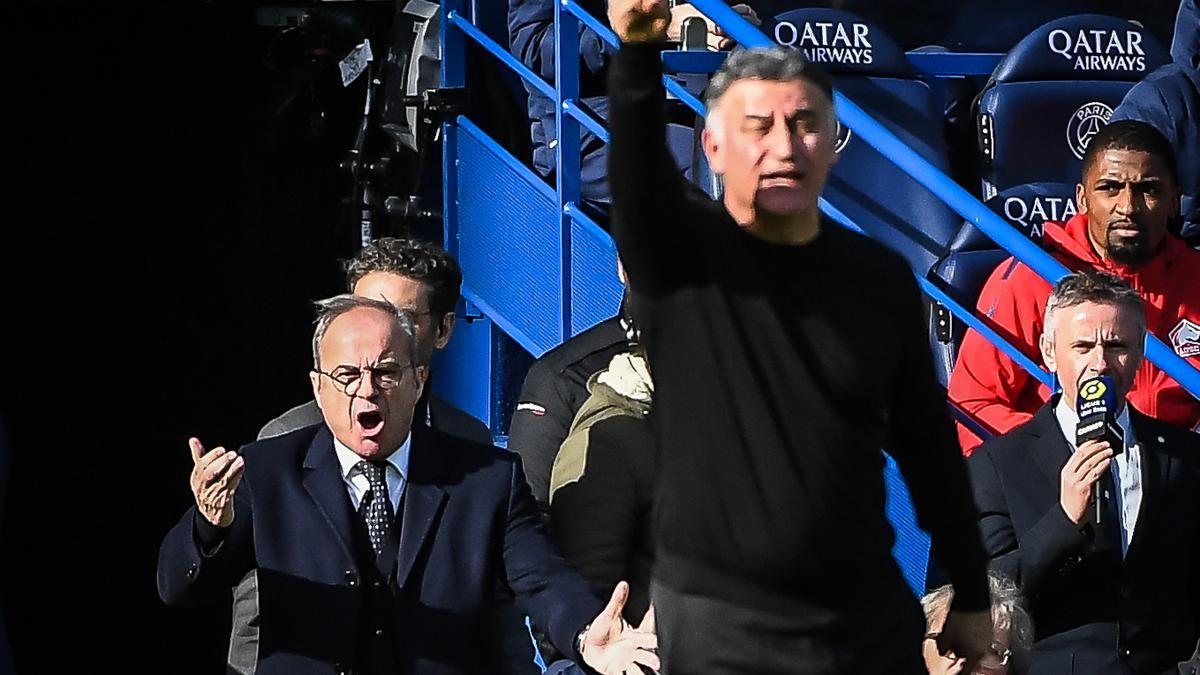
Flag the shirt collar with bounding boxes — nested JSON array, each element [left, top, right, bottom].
[[1054, 395, 1135, 450], [332, 432, 411, 481]]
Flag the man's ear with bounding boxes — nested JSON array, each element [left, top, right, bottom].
[[1040, 333, 1057, 374], [435, 312, 456, 350], [702, 125, 724, 175], [1075, 181, 1087, 215], [413, 365, 429, 400], [309, 370, 323, 406]]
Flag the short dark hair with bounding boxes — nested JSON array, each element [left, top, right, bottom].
[[705, 47, 834, 110], [1081, 120, 1178, 185], [344, 238, 463, 317], [1043, 270, 1146, 340]]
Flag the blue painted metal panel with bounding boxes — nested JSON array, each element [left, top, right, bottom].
[[433, 308, 495, 431], [455, 120, 562, 354], [884, 454, 931, 595], [570, 215, 622, 335]]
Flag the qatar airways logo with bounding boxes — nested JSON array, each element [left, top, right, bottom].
[[775, 21, 873, 65], [1047, 28, 1147, 72], [1002, 195, 1077, 238]]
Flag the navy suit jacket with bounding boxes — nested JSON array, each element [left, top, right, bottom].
[[158, 424, 601, 674], [968, 399, 1200, 675]]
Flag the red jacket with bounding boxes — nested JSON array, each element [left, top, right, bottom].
[[948, 213, 1200, 454]]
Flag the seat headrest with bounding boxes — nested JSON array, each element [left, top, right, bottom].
[[771, 8, 916, 78], [992, 14, 1169, 82], [952, 182, 1077, 250]]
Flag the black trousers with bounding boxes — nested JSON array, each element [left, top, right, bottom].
[[652, 578, 926, 675]]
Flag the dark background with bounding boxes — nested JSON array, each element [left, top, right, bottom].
[[0, 1, 1182, 673], [2, 3, 362, 672]]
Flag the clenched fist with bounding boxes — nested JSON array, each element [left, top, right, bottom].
[[608, 0, 670, 43]]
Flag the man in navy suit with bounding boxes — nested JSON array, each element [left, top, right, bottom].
[[158, 295, 658, 674], [969, 271, 1200, 674]]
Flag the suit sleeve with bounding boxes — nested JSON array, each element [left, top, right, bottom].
[[157, 467, 256, 608], [967, 445, 1091, 593], [884, 264, 990, 612], [508, 360, 577, 509], [549, 420, 639, 601], [502, 455, 603, 661], [948, 260, 1048, 454]]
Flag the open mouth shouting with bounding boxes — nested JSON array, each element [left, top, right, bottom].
[[354, 407, 386, 437]]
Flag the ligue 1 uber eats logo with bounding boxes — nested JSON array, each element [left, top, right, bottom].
[[1046, 28, 1147, 72]]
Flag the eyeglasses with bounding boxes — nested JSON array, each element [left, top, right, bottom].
[[924, 633, 1011, 673], [313, 364, 414, 395]]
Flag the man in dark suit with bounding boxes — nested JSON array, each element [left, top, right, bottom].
[[158, 295, 658, 674], [236, 238, 511, 674], [969, 271, 1200, 674]]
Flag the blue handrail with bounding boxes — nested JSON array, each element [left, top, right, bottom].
[[686, 0, 1200, 400]]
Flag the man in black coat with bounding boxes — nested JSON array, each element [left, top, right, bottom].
[[969, 271, 1200, 674]]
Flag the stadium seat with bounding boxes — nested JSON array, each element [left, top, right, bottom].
[[928, 182, 1075, 384], [772, 8, 963, 275], [975, 14, 1169, 199]]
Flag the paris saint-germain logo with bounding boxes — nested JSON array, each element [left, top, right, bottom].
[[834, 119, 852, 154], [1066, 101, 1113, 160]]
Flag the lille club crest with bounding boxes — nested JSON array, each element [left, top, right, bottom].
[[1168, 318, 1200, 358]]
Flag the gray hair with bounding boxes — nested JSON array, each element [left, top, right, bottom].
[[704, 47, 835, 119], [311, 294, 419, 369], [1042, 270, 1146, 343], [921, 572, 1034, 673]]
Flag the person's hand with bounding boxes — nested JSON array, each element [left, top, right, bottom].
[[609, 0, 670, 43], [667, 3, 760, 50], [937, 608, 996, 673], [189, 437, 245, 528], [580, 581, 660, 674], [1060, 438, 1113, 524]]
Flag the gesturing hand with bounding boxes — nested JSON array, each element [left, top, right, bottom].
[[189, 437, 245, 528], [580, 581, 660, 674], [1060, 438, 1113, 524]]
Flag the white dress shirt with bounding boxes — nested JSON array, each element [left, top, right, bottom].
[[332, 433, 411, 513], [1055, 398, 1143, 557]]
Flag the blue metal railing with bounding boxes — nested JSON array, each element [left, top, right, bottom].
[[687, 0, 1200, 400]]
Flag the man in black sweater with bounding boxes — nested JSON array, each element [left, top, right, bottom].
[[606, 1, 994, 672]]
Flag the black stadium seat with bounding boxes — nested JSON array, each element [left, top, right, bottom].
[[975, 14, 1169, 199], [929, 182, 1076, 385], [772, 8, 962, 275]]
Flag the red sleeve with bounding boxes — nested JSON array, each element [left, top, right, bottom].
[[948, 259, 1052, 454]]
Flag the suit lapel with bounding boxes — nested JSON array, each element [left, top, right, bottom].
[[1027, 403, 1073, 488], [1124, 411, 1170, 561], [301, 426, 358, 563], [395, 424, 447, 589]]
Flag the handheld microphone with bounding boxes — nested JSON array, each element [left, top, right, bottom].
[[1075, 374, 1120, 524]]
